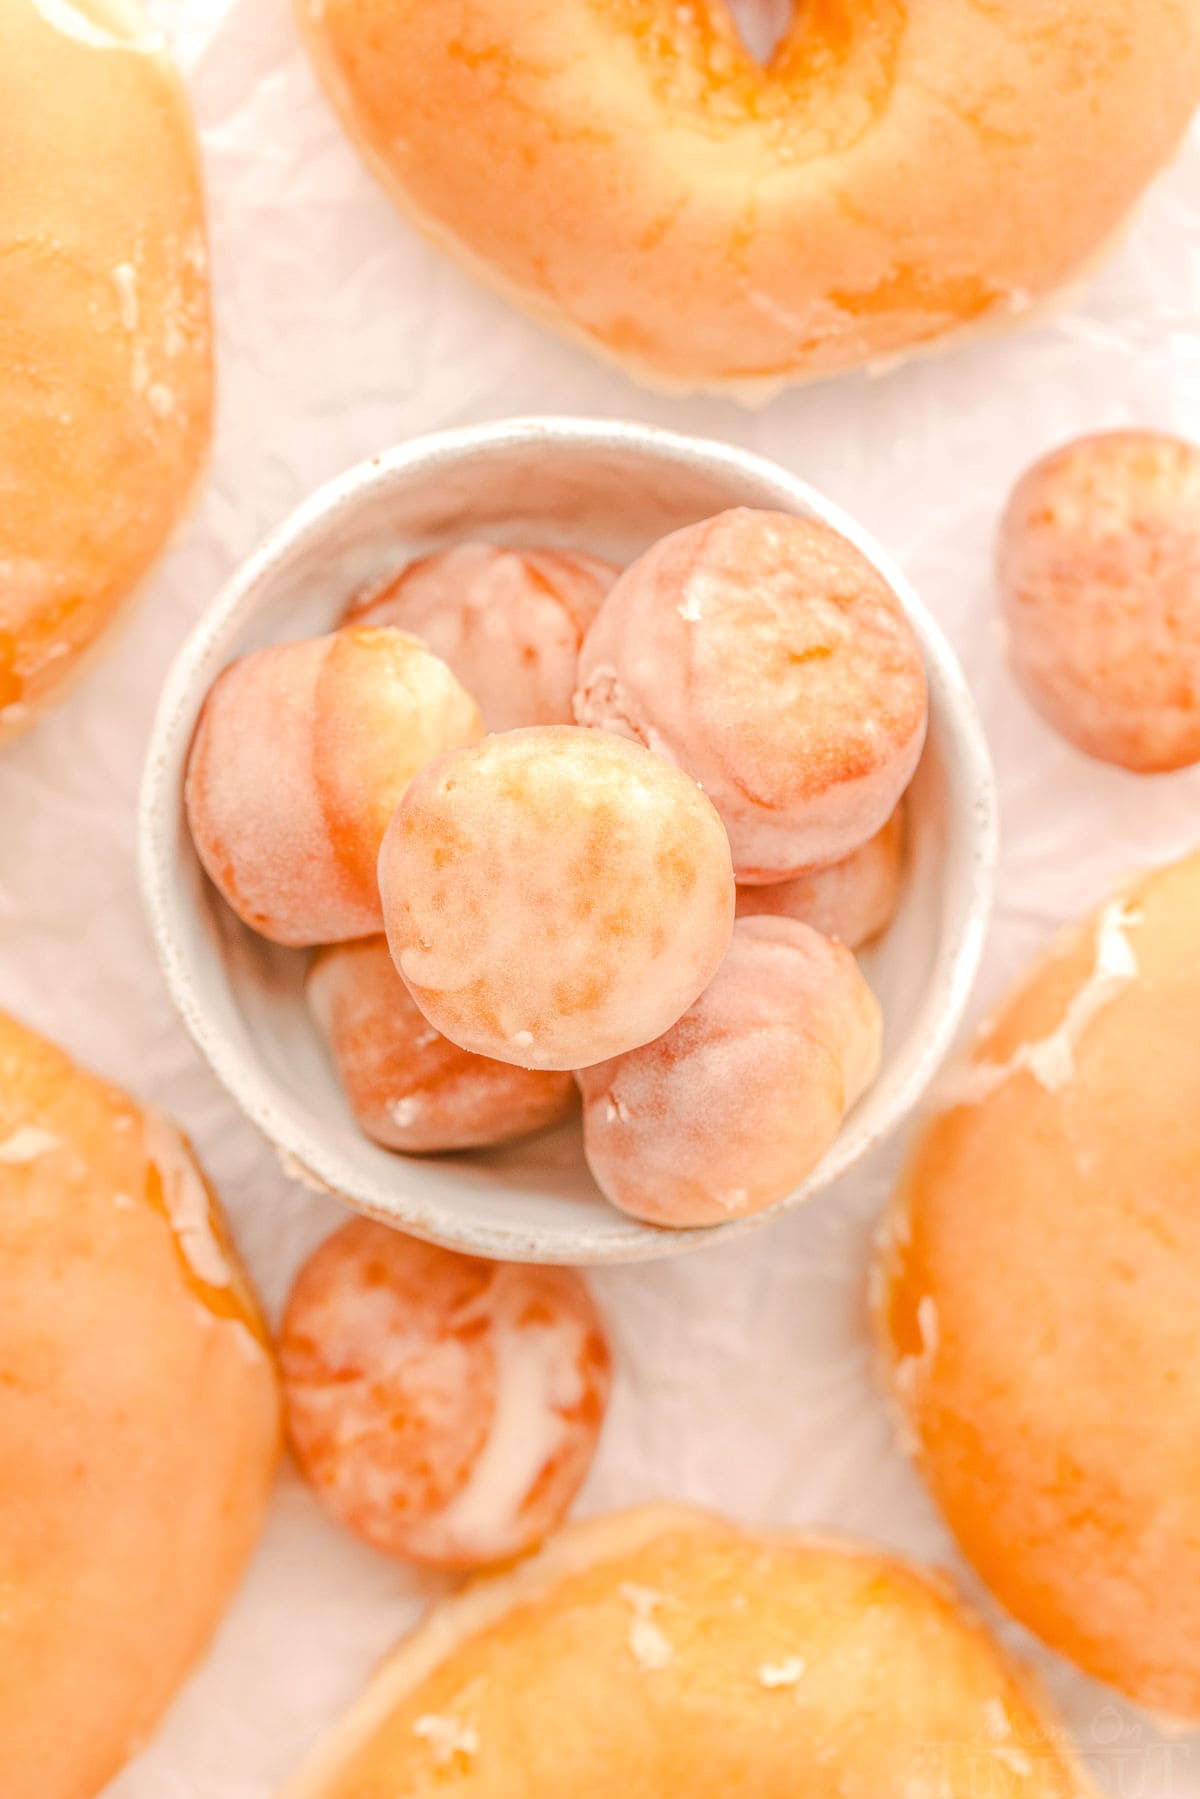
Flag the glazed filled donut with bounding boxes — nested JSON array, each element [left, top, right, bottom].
[[281, 1506, 1095, 1798], [378, 726, 735, 1070], [578, 917, 881, 1226], [185, 626, 482, 945], [279, 1222, 610, 1568], [736, 806, 905, 949], [346, 543, 618, 731], [1, 0, 213, 740], [308, 937, 577, 1152], [575, 510, 927, 880], [0, 1011, 280, 1799], [998, 430, 1200, 772], [876, 849, 1200, 1720], [295, 0, 1200, 393]]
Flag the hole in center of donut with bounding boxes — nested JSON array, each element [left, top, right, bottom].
[[725, 0, 794, 63]]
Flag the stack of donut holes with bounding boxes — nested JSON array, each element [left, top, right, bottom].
[[186, 505, 928, 1228]]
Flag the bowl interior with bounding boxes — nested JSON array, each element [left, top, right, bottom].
[[142, 421, 995, 1263]]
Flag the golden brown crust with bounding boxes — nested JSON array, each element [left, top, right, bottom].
[[877, 850, 1200, 1719], [282, 1505, 1097, 1797], [296, 0, 1200, 392], [0, 0, 213, 739], [0, 1010, 281, 1798]]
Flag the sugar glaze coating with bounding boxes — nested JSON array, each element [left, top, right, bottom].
[[379, 726, 735, 1071], [309, 937, 576, 1153], [280, 1222, 610, 1569], [185, 626, 482, 945], [578, 916, 882, 1227], [576, 510, 926, 879], [346, 542, 617, 731]]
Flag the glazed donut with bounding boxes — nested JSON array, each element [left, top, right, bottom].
[[281, 1506, 1095, 1798], [308, 937, 577, 1152], [998, 430, 1200, 772], [295, 0, 1200, 393], [0, 1010, 279, 1799], [346, 543, 618, 731], [378, 726, 735, 1071], [735, 806, 905, 949], [876, 849, 1200, 1720], [578, 917, 881, 1226], [575, 510, 926, 880], [1, 0, 212, 740], [279, 1222, 610, 1569], [185, 626, 482, 945]]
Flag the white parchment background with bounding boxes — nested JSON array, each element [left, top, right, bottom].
[[2, 3, 1199, 1791]]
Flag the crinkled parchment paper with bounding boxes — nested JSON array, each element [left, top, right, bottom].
[[1, 2, 1199, 1790]]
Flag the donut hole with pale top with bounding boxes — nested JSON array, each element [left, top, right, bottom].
[[378, 725, 737, 1073], [998, 429, 1200, 773], [279, 1221, 611, 1569]]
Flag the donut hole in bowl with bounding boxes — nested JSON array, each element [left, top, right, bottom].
[[141, 419, 995, 1265]]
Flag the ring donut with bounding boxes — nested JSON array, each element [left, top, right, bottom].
[[0, 0, 213, 739], [876, 849, 1200, 1720], [0, 1010, 279, 1799], [296, 0, 1200, 392], [281, 1506, 1097, 1797]]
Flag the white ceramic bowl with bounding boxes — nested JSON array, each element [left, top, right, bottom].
[[140, 418, 997, 1264]]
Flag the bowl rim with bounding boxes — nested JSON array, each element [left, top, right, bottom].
[[139, 415, 998, 1264]]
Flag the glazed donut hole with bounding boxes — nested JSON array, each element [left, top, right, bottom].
[[308, 936, 578, 1153], [279, 1220, 611, 1568], [577, 916, 882, 1227], [574, 508, 928, 879], [378, 725, 736, 1072], [184, 626, 482, 945], [735, 805, 906, 950], [998, 429, 1200, 773], [345, 542, 619, 731]]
